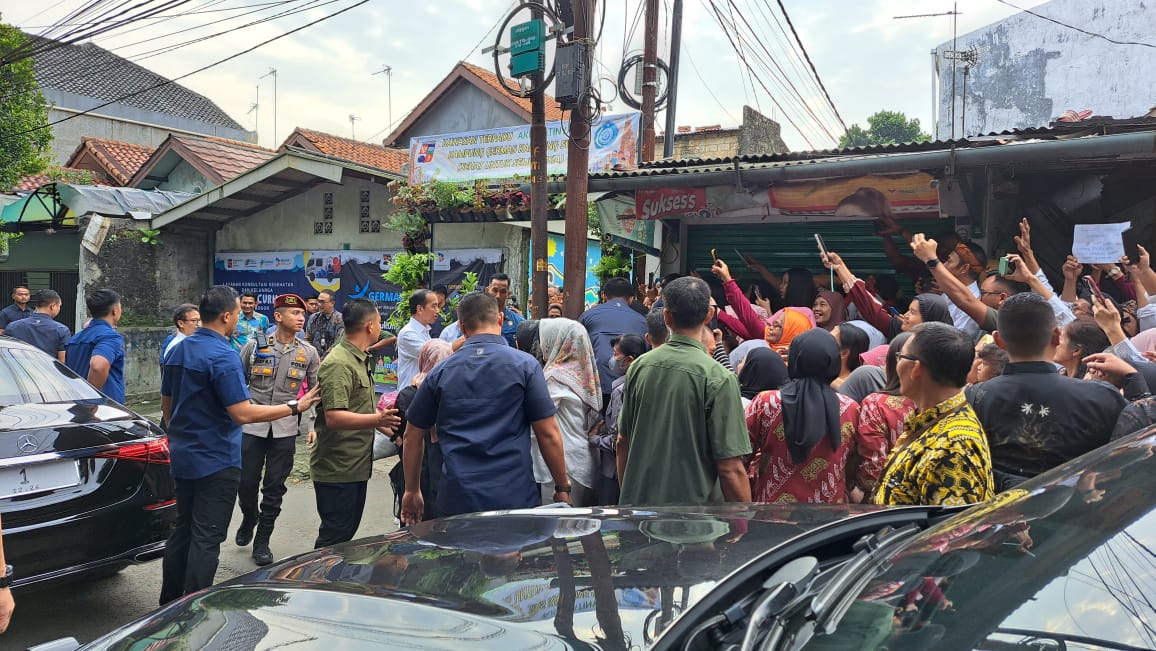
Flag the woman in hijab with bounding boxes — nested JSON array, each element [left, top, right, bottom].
[[745, 329, 863, 503], [739, 347, 789, 408], [813, 290, 847, 332], [519, 318, 602, 507], [850, 332, 916, 502], [712, 257, 815, 342], [391, 339, 454, 522], [826, 251, 953, 339], [831, 323, 870, 390], [731, 339, 770, 372], [765, 307, 814, 352]]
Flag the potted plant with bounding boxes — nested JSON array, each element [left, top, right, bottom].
[[385, 212, 431, 254]]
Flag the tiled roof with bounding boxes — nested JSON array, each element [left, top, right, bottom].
[[459, 62, 565, 121], [171, 135, 275, 182], [286, 128, 408, 173], [9, 168, 112, 193], [29, 35, 243, 130], [66, 137, 156, 186]]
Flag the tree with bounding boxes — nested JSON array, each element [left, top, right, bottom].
[[0, 24, 52, 191], [838, 110, 931, 148]]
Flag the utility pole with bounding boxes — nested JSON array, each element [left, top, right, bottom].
[[372, 65, 393, 137], [640, 0, 659, 161], [562, 0, 593, 319], [259, 67, 278, 145], [662, 0, 683, 159], [529, 3, 549, 320]]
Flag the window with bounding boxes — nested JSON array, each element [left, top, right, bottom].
[[0, 347, 102, 407]]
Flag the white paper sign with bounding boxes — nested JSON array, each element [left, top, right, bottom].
[[1073, 222, 1131, 263]]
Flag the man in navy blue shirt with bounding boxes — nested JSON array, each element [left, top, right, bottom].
[[5, 289, 70, 361], [160, 285, 320, 605], [0, 285, 31, 335], [65, 289, 127, 403], [579, 277, 648, 401], [400, 292, 572, 524], [485, 273, 524, 347]]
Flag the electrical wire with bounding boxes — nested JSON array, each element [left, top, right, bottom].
[[1, 0, 373, 142], [0, 0, 319, 105], [993, 0, 1156, 50], [701, 0, 818, 149], [774, 0, 848, 135], [681, 41, 739, 124], [18, 0, 293, 28], [726, 0, 838, 143], [461, 0, 519, 60]]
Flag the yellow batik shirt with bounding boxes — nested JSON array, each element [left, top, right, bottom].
[[874, 393, 995, 507]]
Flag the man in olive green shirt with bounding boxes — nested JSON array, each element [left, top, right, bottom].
[[616, 277, 752, 505], [311, 299, 400, 548]]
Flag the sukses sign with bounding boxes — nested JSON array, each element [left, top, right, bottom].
[[635, 187, 709, 220]]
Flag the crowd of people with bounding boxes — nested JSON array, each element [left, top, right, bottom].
[[3, 209, 1155, 618]]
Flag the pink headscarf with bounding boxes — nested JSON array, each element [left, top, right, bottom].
[[413, 339, 453, 386]]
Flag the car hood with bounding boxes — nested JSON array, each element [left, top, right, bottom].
[[85, 504, 895, 649]]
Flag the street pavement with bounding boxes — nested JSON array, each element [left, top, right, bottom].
[[5, 427, 401, 650]]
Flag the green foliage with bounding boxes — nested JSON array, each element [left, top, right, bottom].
[[0, 231, 22, 258], [428, 180, 474, 210], [592, 245, 632, 282], [0, 25, 52, 191], [44, 166, 96, 185], [838, 110, 931, 148], [442, 271, 478, 325], [383, 252, 435, 330], [385, 212, 428, 236], [138, 229, 161, 245]]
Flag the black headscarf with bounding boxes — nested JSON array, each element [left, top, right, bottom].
[[916, 293, 952, 325], [739, 348, 789, 400], [780, 329, 843, 464]]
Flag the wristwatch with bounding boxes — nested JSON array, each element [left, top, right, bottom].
[[555, 484, 572, 494], [287, 399, 300, 416], [925, 258, 940, 269], [0, 565, 14, 589]]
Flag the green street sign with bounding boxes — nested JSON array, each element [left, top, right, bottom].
[[510, 20, 544, 55]]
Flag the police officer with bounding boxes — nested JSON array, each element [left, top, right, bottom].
[[236, 294, 321, 565]]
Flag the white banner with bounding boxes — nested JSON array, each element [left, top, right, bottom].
[[409, 113, 641, 183]]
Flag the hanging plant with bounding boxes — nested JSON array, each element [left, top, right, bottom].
[[382, 252, 436, 330], [442, 271, 478, 325], [591, 245, 632, 283]]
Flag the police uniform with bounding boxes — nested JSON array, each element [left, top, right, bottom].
[[236, 294, 321, 565]]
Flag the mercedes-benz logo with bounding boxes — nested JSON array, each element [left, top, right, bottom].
[[17, 434, 39, 454]]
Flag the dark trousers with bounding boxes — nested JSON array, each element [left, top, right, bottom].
[[314, 480, 368, 549], [238, 430, 296, 540], [160, 467, 241, 605]]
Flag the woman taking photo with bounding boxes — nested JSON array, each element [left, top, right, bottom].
[[745, 329, 863, 503]]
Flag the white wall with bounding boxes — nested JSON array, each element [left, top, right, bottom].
[[216, 176, 403, 251], [935, 0, 1156, 139]]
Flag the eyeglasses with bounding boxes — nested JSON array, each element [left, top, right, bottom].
[[895, 352, 921, 363], [179, 318, 202, 324]]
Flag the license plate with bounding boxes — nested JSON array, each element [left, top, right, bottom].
[[0, 460, 80, 498]]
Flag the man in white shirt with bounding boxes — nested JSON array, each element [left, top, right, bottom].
[[941, 240, 987, 339], [396, 289, 441, 390]]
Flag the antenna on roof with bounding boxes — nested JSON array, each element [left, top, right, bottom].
[[259, 68, 278, 146], [246, 84, 259, 140], [372, 65, 393, 139], [349, 114, 362, 139], [896, 3, 965, 139]]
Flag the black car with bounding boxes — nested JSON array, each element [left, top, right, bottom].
[[0, 336, 176, 590], [70, 426, 1156, 651]]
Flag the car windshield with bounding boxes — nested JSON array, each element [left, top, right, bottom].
[[0, 345, 103, 407], [803, 429, 1156, 651]]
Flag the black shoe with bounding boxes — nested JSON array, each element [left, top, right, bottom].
[[235, 520, 256, 547], [252, 544, 274, 566]]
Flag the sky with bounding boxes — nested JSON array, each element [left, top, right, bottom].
[[2, 0, 1055, 152]]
